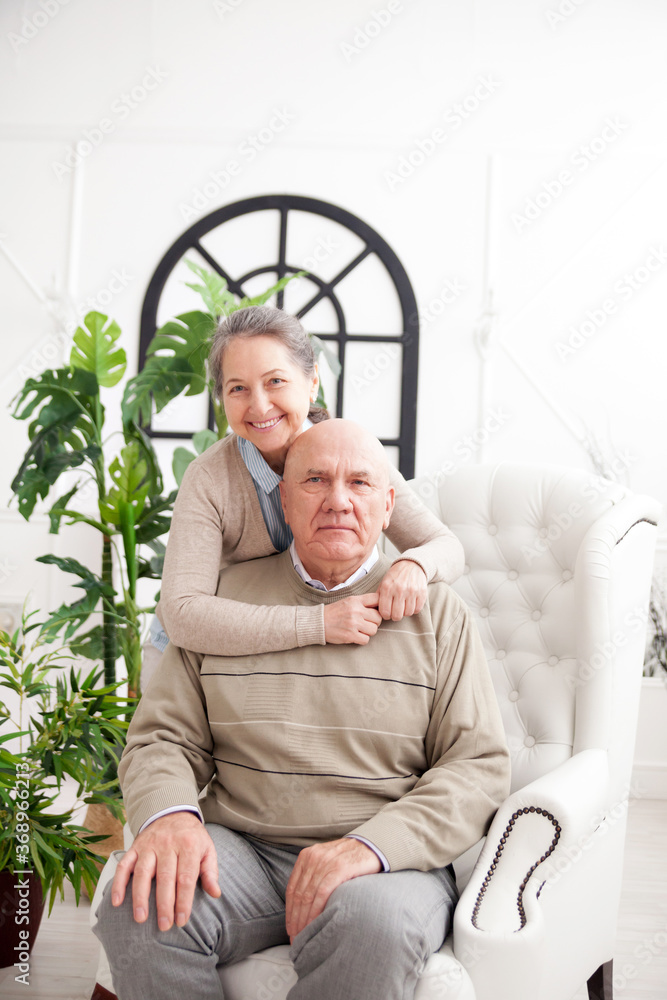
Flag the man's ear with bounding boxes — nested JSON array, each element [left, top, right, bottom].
[[279, 480, 290, 524], [383, 485, 396, 530]]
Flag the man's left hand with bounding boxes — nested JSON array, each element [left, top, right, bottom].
[[285, 838, 382, 942], [377, 560, 428, 621]]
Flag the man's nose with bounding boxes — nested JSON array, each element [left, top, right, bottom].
[[323, 482, 353, 512]]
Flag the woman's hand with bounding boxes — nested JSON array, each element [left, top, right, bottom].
[[377, 560, 427, 621], [323, 594, 382, 644]]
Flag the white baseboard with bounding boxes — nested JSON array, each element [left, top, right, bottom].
[[631, 761, 667, 800]]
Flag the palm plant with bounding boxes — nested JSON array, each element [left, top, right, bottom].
[[0, 612, 130, 911]]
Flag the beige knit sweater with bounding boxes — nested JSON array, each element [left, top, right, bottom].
[[121, 552, 510, 872], [158, 434, 464, 656]]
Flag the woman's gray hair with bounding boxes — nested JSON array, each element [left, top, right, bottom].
[[208, 306, 328, 421]]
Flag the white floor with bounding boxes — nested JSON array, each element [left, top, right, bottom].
[[1, 798, 666, 1000]]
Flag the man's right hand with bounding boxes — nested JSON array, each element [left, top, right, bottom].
[[323, 593, 382, 644], [110, 811, 221, 932]]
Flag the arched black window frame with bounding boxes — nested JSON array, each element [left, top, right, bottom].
[[138, 194, 420, 478]]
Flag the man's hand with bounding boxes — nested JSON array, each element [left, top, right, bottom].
[[285, 838, 381, 942], [323, 593, 382, 644], [110, 811, 221, 932]]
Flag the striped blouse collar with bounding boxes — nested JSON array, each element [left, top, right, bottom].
[[236, 418, 313, 495]]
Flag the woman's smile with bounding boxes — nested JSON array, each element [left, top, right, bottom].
[[247, 415, 285, 430]]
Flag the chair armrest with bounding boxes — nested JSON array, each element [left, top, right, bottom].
[[456, 748, 609, 935], [452, 749, 610, 996]]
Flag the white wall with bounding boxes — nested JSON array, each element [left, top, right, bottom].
[[1, 0, 666, 621]]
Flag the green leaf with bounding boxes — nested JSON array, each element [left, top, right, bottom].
[[35, 556, 116, 642], [48, 484, 82, 534], [172, 446, 196, 486], [70, 312, 126, 387], [10, 368, 102, 519], [192, 429, 218, 454], [134, 490, 177, 545], [237, 271, 305, 309], [310, 334, 342, 378], [121, 354, 205, 426], [101, 442, 150, 526], [148, 311, 214, 379], [184, 259, 239, 317]]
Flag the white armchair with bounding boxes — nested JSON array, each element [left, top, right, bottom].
[[90, 462, 660, 1000]]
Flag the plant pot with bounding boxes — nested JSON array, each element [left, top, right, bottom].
[[0, 869, 45, 970]]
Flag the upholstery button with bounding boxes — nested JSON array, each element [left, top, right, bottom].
[[496, 649, 506, 660], [488, 524, 498, 535], [562, 569, 573, 581], [508, 690, 519, 702], [524, 736, 536, 748], [463, 564, 470, 575], [548, 655, 559, 666], [539, 528, 548, 538], [531, 609, 542, 621], [508, 569, 518, 580], [479, 607, 489, 618]]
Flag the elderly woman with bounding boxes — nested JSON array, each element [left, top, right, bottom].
[[156, 306, 464, 656]]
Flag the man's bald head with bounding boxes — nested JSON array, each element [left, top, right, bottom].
[[280, 419, 395, 587], [284, 419, 391, 487]]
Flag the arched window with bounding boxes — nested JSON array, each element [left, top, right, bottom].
[[139, 194, 420, 477]]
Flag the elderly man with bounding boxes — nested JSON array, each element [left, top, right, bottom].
[[95, 419, 510, 1000]]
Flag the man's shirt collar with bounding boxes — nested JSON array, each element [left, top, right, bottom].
[[289, 540, 379, 592]]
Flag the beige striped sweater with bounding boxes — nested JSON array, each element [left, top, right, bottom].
[[120, 552, 510, 872]]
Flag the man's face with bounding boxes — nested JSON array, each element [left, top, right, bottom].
[[280, 422, 395, 584]]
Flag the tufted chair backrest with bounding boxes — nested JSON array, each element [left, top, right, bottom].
[[405, 462, 655, 798]]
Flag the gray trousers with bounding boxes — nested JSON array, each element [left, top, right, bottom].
[[94, 823, 459, 1000]]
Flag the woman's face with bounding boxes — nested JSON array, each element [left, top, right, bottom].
[[221, 335, 319, 461]]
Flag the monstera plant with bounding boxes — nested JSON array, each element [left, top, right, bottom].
[[11, 312, 174, 696]]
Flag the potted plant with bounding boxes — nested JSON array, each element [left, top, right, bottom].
[[0, 611, 130, 970]]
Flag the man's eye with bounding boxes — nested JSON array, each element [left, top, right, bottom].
[[307, 477, 323, 483], [352, 480, 369, 487]]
